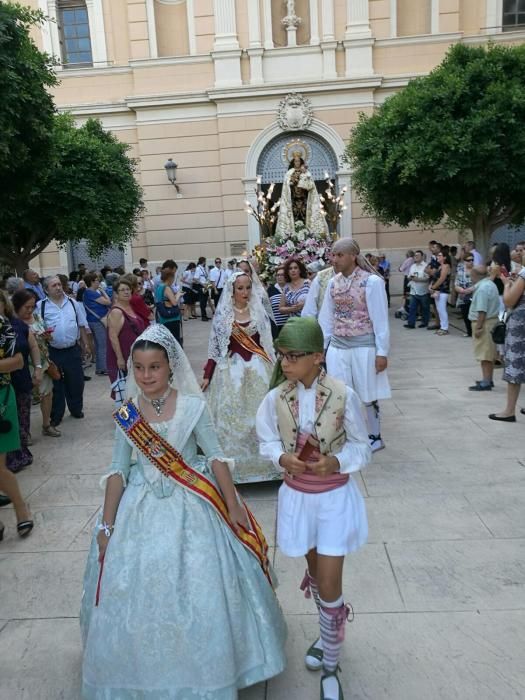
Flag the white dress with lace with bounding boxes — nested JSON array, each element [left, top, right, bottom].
[[80, 394, 286, 699]]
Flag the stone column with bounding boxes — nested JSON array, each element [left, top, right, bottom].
[[212, 0, 242, 86], [248, 0, 262, 46], [344, 0, 372, 39], [145, 0, 158, 58], [213, 0, 240, 50], [86, 0, 109, 66], [390, 0, 397, 37], [321, 0, 337, 78], [187, 0, 197, 55], [43, 0, 61, 60], [262, 0, 274, 48], [343, 0, 373, 77], [485, 0, 503, 33], [310, 0, 320, 44], [431, 0, 439, 34], [247, 0, 264, 83]]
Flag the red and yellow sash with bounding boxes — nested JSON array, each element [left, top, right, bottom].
[[231, 322, 272, 364], [113, 400, 273, 586]]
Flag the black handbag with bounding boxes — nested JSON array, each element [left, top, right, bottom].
[[155, 301, 180, 320], [155, 285, 181, 320], [490, 313, 507, 345]]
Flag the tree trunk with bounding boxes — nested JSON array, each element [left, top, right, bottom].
[[469, 220, 492, 258]]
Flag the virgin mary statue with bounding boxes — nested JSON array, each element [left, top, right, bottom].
[[275, 153, 329, 239]]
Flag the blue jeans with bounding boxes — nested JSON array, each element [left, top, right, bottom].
[[49, 344, 85, 424], [88, 320, 107, 372], [408, 293, 430, 327]]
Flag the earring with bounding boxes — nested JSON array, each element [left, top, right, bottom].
[[169, 371, 173, 382]]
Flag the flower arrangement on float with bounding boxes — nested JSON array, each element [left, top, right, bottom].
[[253, 220, 331, 282]]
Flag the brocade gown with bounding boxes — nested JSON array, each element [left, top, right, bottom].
[[204, 322, 282, 484], [80, 394, 286, 699]]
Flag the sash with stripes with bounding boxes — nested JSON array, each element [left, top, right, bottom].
[[231, 322, 272, 363], [113, 400, 273, 586]]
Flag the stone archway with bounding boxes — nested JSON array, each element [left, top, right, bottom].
[[243, 119, 352, 250]]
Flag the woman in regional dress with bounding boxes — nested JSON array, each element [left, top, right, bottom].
[[202, 271, 282, 484], [80, 324, 286, 699]]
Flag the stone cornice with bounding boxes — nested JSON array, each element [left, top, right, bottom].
[[375, 32, 463, 48]]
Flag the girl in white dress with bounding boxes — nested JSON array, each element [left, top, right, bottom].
[[81, 324, 286, 699]]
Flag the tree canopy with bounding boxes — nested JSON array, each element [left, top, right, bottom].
[[347, 42, 525, 252], [0, 114, 144, 274], [0, 3, 57, 190]]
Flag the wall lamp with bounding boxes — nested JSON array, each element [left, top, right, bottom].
[[164, 158, 180, 194]]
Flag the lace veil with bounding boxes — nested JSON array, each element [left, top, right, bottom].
[[237, 259, 275, 321], [208, 270, 276, 366], [125, 323, 202, 399]]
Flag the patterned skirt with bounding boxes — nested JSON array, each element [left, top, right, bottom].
[[503, 296, 525, 385]]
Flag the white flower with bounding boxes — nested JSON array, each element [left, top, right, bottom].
[[286, 240, 295, 252], [296, 231, 305, 242], [270, 255, 284, 265]]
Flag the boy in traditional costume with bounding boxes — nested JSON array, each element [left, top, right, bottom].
[[318, 238, 391, 452], [256, 317, 371, 700]]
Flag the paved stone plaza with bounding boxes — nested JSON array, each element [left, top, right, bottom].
[[0, 308, 524, 700]]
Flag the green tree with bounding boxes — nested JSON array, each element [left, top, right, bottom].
[[347, 43, 525, 253], [0, 114, 144, 274], [0, 2, 57, 193]]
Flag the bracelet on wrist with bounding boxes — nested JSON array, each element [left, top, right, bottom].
[[98, 522, 114, 537]]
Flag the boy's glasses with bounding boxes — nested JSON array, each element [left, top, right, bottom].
[[276, 351, 314, 363]]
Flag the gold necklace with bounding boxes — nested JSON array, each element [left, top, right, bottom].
[[233, 305, 249, 313]]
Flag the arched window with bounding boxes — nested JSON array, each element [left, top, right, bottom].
[[503, 0, 525, 30], [58, 0, 93, 67]]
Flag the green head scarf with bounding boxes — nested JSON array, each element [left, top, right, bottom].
[[269, 317, 325, 389]]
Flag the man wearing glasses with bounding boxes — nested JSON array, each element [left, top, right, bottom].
[[209, 257, 225, 306]]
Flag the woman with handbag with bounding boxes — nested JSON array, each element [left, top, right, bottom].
[[83, 273, 112, 376], [0, 297, 33, 540], [107, 278, 148, 406], [11, 289, 61, 438], [429, 251, 452, 335], [154, 268, 183, 346], [489, 266, 525, 422], [5, 291, 42, 472]]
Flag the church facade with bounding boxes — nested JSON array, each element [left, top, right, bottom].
[[27, 0, 525, 275]]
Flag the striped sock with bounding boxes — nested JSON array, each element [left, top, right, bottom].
[[300, 569, 322, 611], [319, 596, 351, 672]]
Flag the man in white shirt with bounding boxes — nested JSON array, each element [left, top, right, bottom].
[[302, 266, 334, 319], [466, 240, 483, 266], [194, 256, 210, 321], [209, 257, 225, 306], [404, 250, 430, 329], [224, 259, 236, 285], [319, 238, 391, 452], [37, 276, 90, 427]]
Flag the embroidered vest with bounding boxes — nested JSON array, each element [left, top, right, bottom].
[[275, 372, 346, 456], [331, 269, 373, 337]]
